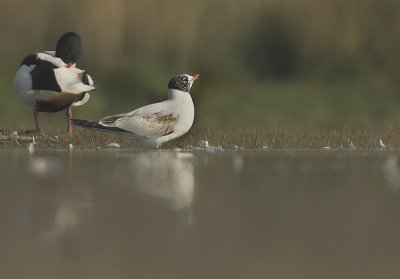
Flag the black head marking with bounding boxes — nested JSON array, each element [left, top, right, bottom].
[[168, 74, 190, 92], [55, 32, 81, 64]]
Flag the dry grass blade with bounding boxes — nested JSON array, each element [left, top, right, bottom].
[[2, 128, 400, 149]]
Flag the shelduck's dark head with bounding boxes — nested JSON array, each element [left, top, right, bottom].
[[55, 32, 81, 65]]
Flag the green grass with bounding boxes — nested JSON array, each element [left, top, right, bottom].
[[2, 127, 400, 149]]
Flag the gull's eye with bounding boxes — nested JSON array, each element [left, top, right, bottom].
[[181, 76, 188, 83]]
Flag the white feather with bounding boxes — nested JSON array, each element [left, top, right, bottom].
[[14, 65, 34, 106], [37, 52, 65, 67], [86, 73, 94, 86], [44, 50, 56, 56], [55, 67, 95, 94], [72, 93, 91, 107]]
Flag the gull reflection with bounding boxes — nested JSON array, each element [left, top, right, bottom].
[[382, 156, 400, 191], [53, 199, 93, 234], [232, 154, 244, 173], [35, 199, 92, 262], [28, 156, 63, 177], [131, 152, 195, 211]]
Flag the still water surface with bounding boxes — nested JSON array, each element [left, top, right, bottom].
[[1, 148, 400, 278]]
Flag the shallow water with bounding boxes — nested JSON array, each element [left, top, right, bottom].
[[1, 148, 400, 279]]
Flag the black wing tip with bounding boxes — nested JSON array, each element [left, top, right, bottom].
[[71, 119, 127, 133], [71, 118, 88, 124], [71, 119, 99, 128]]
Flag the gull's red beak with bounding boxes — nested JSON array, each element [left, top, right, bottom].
[[193, 73, 202, 81]]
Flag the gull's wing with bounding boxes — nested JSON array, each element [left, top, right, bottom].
[[99, 101, 178, 138]]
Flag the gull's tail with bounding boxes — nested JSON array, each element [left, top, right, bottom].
[[71, 119, 125, 132]]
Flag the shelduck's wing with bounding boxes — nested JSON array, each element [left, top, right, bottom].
[[30, 53, 95, 94]]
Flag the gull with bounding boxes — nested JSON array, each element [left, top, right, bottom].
[[72, 73, 201, 148], [14, 32, 95, 135]]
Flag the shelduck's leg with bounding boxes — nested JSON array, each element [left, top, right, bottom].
[[66, 106, 73, 134], [34, 109, 44, 136]]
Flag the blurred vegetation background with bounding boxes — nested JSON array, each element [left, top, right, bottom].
[[1, 0, 400, 131]]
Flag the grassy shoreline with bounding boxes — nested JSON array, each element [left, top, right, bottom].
[[1, 128, 400, 149]]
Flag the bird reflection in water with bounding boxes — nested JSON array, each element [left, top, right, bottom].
[[23, 150, 195, 265], [131, 152, 195, 223], [382, 156, 400, 191]]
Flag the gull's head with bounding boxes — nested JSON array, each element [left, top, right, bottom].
[[168, 73, 202, 93], [56, 32, 82, 64]]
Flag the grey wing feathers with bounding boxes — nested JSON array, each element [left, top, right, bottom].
[[105, 101, 178, 137], [141, 113, 177, 135], [99, 113, 128, 126]]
